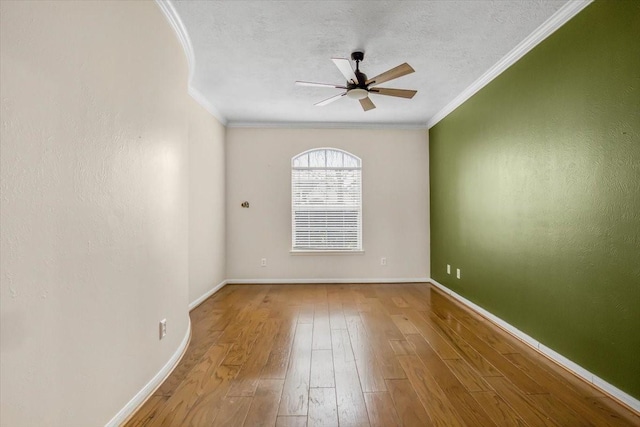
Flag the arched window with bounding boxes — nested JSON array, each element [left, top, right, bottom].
[[291, 148, 362, 251]]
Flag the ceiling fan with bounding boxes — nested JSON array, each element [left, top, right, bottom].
[[295, 51, 417, 112]]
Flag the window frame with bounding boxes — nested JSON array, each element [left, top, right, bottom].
[[290, 148, 363, 254]]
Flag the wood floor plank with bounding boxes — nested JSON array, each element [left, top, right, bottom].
[[420, 310, 501, 376], [310, 349, 335, 388], [180, 364, 241, 425], [278, 323, 313, 416], [332, 328, 371, 426], [328, 301, 347, 329], [375, 291, 403, 315], [211, 396, 252, 427], [147, 343, 232, 425], [389, 339, 416, 356], [153, 364, 240, 427], [276, 416, 308, 427], [398, 356, 465, 427], [584, 396, 640, 427], [125, 285, 639, 427], [243, 379, 285, 427], [397, 286, 430, 311], [391, 296, 411, 308], [404, 310, 461, 360], [222, 320, 267, 366], [346, 315, 387, 392], [483, 376, 559, 427], [503, 352, 630, 425], [308, 387, 338, 427], [429, 307, 546, 394], [123, 396, 168, 427], [358, 309, 406, 379], [341, 293, 361, 319], [360, 300, 405, 341], [217, 306, 269, 344], [397, 354, 465, 427], [528, 393, 598, 426], [443, 357, 492, 392], [261, 315, 298, 380], [430, 290, 518, 354], [312, 304, 332, 350], [154, 329, 222, 396], [227, 318, 281, 396], [471, 391, 528, 427], [406, 334, 497, 426], [505, 351, 605, 398], [386, 378, 434, 427], [297, 303, 315, 324], [364, 392, 401, 427], [390, 314, 420, 335]]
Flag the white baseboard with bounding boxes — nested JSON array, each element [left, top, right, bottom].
[[189, 280, 228, 311], [105, 319, 192, 427], [226, 277, 430, 285], [428, 279, 640, 413]]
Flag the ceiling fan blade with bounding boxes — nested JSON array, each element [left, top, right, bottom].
[[296, 81, 347, 89], [369, 88, 417, 99], [331, 58, 358, 84], [359, 97, 376, 111], [315, 92, 347, 106], [365, 63, 415, 86]]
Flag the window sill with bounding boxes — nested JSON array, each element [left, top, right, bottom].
[[290, 250, 365, 256]]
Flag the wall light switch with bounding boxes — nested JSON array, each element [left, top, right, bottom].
[[456, 268, 461, 279], [447, 264, 451, 274]]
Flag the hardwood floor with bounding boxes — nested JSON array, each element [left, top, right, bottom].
[[125, 284, 639, 426]]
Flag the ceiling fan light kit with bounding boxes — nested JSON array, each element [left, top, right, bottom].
[[295, 51, 417, 112], [346, 88, 369, 100]]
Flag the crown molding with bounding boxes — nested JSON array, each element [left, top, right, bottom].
[[155, 0, 228, 125], [426, 0, 593, 129], [188, 86, 228, 125], [227, 121, 429, 130], [155, 0, 194, 77]]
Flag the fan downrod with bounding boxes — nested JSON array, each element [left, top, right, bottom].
[[350, 51, 367, 87]]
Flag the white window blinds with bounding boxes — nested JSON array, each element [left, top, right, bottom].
[[292, 148, 362, 251]]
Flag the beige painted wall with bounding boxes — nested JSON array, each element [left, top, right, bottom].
[[0, 1, 202, 425], [226, 128, 430, 281], [188, 101, 226, 303]]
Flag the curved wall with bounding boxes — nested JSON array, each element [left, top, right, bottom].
[[188, 102, 226, 304], [1, 1, 193, 425]]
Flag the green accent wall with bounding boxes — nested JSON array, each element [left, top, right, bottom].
[[429, 0, 640, 399]]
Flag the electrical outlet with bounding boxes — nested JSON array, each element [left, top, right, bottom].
[[159, 319, 167, 340], [261, 258, 267, 267], [447, 264, 451, 274], [456, 268, 461, 279], [381, 257, 387, 266]]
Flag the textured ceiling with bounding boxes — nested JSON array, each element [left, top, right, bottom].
[[170, 0, 569, 126]]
